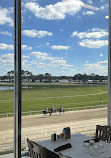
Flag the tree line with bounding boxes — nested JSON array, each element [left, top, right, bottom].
[[73, 73, 107, 83], [0, 70, 108, 83]]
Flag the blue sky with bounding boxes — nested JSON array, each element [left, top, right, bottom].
[[0, 0, 108, 76]]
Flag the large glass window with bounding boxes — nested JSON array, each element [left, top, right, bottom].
[[21, 0, 108, 148], [0, 0, 109, 156], [0, 0, 14, 155]]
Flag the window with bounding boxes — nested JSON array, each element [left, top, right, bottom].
[[0, 0, 109, 157]]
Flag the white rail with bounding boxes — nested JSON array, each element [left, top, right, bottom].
[[0, 104, 107, 118]]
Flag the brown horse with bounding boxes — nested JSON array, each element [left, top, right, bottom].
[[42, 109, 52, 116]]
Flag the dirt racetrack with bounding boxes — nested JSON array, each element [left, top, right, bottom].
[[0, 108, 108, 152], [0, 108, 107, 137]]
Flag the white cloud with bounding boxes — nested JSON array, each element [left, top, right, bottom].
[[31, 51, 53, 61], [59, 29, 64, 32], [50, 59, 72, 68], [36, 45, 43, 48], [100, 0, 105, 2], [87, 0, 93, 4], [90, 28, 105, 32], [79, 39, 108, 48], [31, 51, 73, 68], [100, 4, 108, 10], [24, 0, 83, 20], [0, 6, 13, 26], [100, 6, 105, 10], [30, 59, 72, 69], [0, 31, 12, 36], [22, 55, 30, 59], [29, 60, 46, 68], [22, 30, 53, 38], [71, 31, 78, 37], [22, 45, 32, 50], [0, 43, 32, 50], [51, 45, 70, 50], [0, 54, 14, 66], [0, 53, 31, 75], [100, 53, 103, 57], [22, 0, 37, 2], [71, 28, 108, 48], [82, 11, 95, 15], [83, 60, 108, 75], [71, 28, 108, 39], [46, 42, 50, 46], [0, 43, 13, 50]]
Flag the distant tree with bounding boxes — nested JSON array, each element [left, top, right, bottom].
[[25, 71, 32, 76], [89, 73, 95, 80], [81, 73, 88, 83], [31, 75, 38, 82], [7, 70, 33, 82], [73, 74, 82, 83], [61, 76, 67, 79], [7, 70, 14, 76], [45, 73, 51, 82], [7, 71, 14, 82], [95, 75, 99, 80], [99, 76, 103, 83], [38, 74, 44, 82], [21, 70, 32, 77], [21, 70, 25, 76], [1, 75, 8, 82], [25, 71, 32, 81], [7, 70, 32, 77]]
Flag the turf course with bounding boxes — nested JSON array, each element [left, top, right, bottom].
[[0, 84, 107, 116]]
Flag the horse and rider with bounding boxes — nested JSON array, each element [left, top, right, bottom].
[[42, 106, 64, 116]]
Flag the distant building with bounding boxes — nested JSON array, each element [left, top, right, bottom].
[[57, 79, 69, 83], [35, 80, 40, 83], [22, 79, 32, 82]]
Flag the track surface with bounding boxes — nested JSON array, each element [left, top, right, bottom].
[[0, 108, 107, 139]]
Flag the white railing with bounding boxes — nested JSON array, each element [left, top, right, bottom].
[[64, 104, 107, 111], [0, 104, 107, 118]]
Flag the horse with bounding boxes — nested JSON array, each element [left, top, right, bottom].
[[57, 107, 64, 114], [42, 108, 52, 116]]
